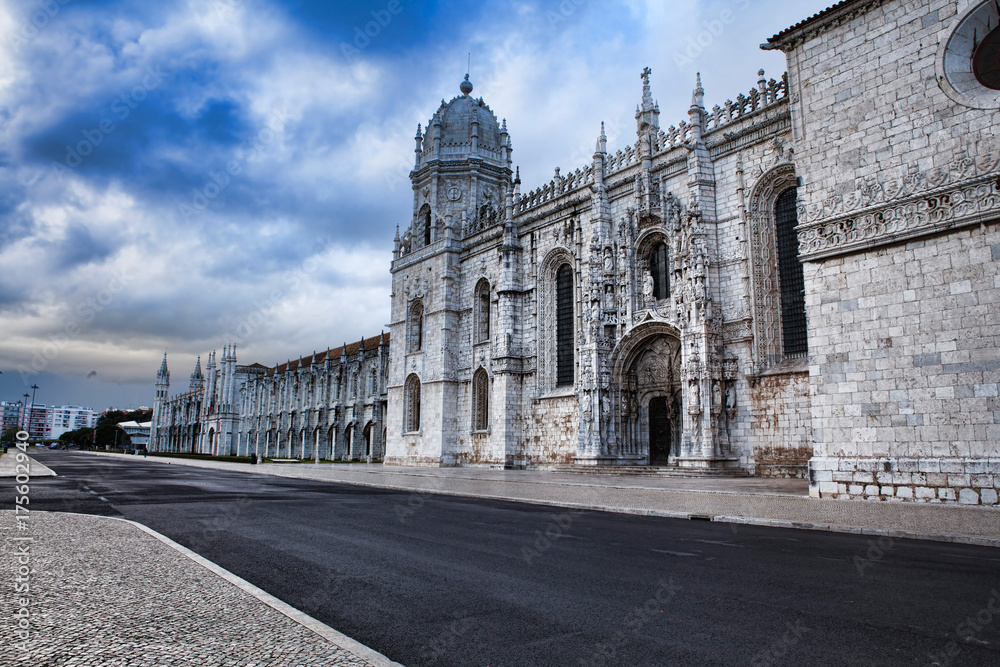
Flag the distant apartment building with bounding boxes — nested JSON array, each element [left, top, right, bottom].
[[47, 406, 97, 440], [0, 401, 26, 431], [1, 402, 97, 439]]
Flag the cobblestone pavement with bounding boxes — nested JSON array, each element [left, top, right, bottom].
[[0, 510, 400, 667], [90, 452, 1000, 547]]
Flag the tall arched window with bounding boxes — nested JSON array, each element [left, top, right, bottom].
[[344, 424, 353, 460], [649, 242, 669, 300], [404, 374, 421, 432], [472, 367, 489, 431], [749, 165, 803, 369], [556, 263, 575, 386], [419, 204, 432, 246], [408, 300, 423, 352], [474, 279, 490, 344], [775, 187, 807, 357]]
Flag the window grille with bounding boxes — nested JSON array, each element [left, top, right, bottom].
[[775, 187, 807, 357], [556, 264, 575, 386]]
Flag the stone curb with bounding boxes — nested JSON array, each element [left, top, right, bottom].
[[103, 513, 404, 667], [84, 451, 1000, 549], [0, 451, 57, 477]]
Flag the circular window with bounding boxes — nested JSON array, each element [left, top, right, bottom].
[[973, 25, 1000, 89], [937, 1, 1000, 108]]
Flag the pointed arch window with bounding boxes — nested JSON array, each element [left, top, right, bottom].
[[472, 367, 489, 431], [419, 204, 432, 247], [474, 279, 491, 344], [404, 374, 421, 433], [556, 263, 575, 386], [749, 166, 807, 370], [649, 242, 669, 300], [408, 300, 424, 353], [775, 187, 807, 357]]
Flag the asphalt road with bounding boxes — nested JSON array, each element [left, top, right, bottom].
[[9, 450, 1000, 666]]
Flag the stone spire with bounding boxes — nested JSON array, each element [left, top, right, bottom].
[[152, 351, 170, 452], [636, 66, 660, 134], [189, 355, 204, 392], [414, 123, 423, 168], [689, 72, 706, 141]]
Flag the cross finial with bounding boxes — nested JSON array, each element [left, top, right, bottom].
[[641, 67, 652, 85]]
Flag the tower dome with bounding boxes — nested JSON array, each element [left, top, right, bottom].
[[423, 75, 504, 165]]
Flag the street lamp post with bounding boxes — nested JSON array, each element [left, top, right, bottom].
[[21, 393, 30, 433], [28, 384, 39, 441]]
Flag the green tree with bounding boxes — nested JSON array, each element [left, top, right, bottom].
[[96, 410, 128, 428], [95, 423, 130, 449], [1, 427, 19, 446]]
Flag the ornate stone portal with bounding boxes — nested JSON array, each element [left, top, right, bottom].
[[618, 334, 681, 464]]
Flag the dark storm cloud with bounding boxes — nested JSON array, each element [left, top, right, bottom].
[[0, 0, 833, 409], [49, 222, 116, 269]]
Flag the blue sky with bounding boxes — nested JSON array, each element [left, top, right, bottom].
[[0, 0, 832, 411]]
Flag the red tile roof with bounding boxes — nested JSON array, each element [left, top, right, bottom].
[[265, 333, 388, 376]]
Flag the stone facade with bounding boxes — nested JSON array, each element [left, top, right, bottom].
[[151, 335, 389, 461], [383, 0, 1000, 506], [769, 0, 1000, 504], [385, 66, 811, 475]]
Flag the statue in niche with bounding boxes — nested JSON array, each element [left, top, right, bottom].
[[725, 384, 737, 412], [642, 273, 654, 301], [603, 249, 614, 275], [600, 390, 611, 434], [712, 382, 722, 413], [689, 380, 701, 413]]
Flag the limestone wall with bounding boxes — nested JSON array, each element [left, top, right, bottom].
[[782, 0, 1000, 503]]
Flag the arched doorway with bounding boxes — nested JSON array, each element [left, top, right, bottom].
[[610, 322, 682, 464]]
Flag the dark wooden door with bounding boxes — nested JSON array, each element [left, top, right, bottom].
[[648, 397, 672, 464]]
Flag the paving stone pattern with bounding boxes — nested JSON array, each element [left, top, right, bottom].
[[0, 510, 378, 667]]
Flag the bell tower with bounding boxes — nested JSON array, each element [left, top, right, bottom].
[[386, 74, 514, 466]]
